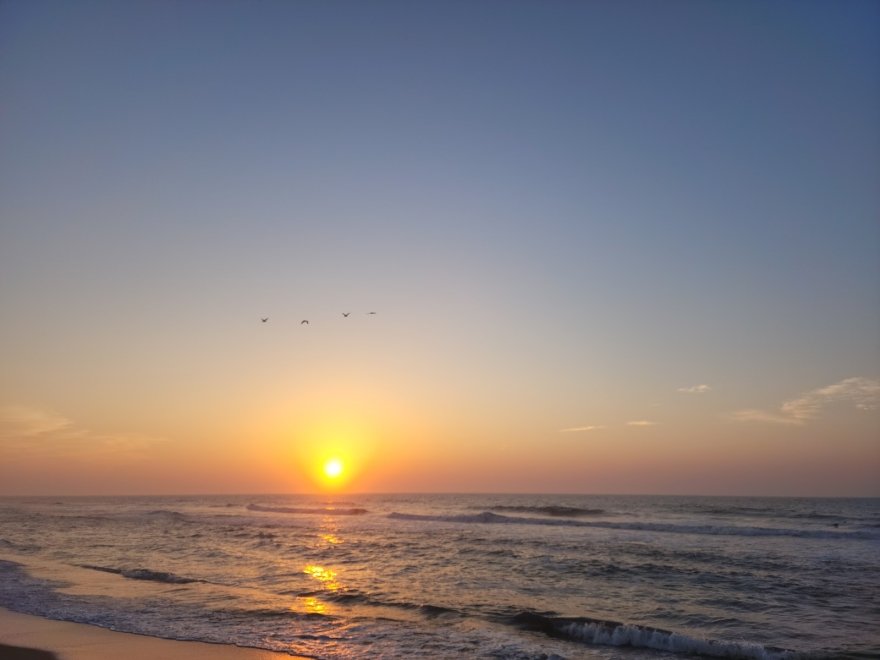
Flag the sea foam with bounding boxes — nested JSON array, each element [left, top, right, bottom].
[[512, 612, 798, 660]]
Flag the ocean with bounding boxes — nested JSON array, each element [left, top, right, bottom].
[[0, 494, 877, 659]]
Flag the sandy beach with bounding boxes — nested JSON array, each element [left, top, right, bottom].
[[0, 608, 302, 660]]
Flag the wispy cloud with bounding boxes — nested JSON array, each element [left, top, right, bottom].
[[727, 409, 801, 425], [0, 404, 73, 437], [626, 420, 659, 427], [0, 404, 165, 459], [677, 384, 711, 394], [781, 377, 880, 419], [559, 425, 606, 433], [730, 377, 880, 425]]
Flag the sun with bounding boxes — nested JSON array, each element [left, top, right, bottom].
[[323, 458, 344, 479]]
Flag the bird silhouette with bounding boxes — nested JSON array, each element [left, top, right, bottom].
[[342, 312, 350, 317], [367, 312, 377, 315], [261, 318, 269, 323], [301, 320, 309, 325]]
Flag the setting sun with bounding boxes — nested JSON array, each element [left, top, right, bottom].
[[323, 458, 344, 479]]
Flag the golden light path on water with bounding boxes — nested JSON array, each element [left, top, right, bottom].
[[300, 517, 345, 616]]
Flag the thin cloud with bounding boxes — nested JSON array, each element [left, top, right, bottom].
[[727, 409, 801, 426], [781, 377, 879, 419], [0, 404, 72, 437], [626, 420, 658, 427], [730, 377, 880, 425], [0, 404, 165, 458], [677, 384, 711, 394], [559, 425, 606, 433]]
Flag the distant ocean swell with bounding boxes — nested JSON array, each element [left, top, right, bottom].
[[474, 505, 606, 517], [387, 512, 879, 539], [15, 501, 874, 541], [681, 504, 880, 525], [247, 504, 368, 516]]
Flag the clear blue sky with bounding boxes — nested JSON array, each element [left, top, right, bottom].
[[1, 0, 878, 496]]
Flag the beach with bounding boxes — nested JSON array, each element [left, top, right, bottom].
[[0, 608, 300, 660]]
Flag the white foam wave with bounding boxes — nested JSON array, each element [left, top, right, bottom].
[[559, 620, 795, 659]]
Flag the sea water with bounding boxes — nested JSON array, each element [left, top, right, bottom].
[[0, 494, 877, 659]]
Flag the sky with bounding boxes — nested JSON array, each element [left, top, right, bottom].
[[1, 0, 878, 497]]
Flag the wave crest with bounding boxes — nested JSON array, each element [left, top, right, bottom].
[[485, 505, 605, 517], [247, 504, 368, 516], [388, 511, 565, 525], [512, 612, 797, 659], [79, 564, 200, 584], [387, 512, 878, 539]]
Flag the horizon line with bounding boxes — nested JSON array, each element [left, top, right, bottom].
[[1, 491, 877, 500]]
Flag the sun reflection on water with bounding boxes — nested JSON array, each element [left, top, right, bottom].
[[303, 564, 340, 590], [297, 519, 345, 616], [317, 516, 343, 545], [302, 596, 327, 615]]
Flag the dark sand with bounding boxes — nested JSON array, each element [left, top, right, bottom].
[[0, 643, 57, 660]]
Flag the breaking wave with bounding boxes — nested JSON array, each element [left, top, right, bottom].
[[510, 612, 799, 659], [78, 564, 201, 584]]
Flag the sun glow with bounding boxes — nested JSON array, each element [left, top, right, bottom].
[[279, 414, 379, 490], [323, 458, 344, 479]]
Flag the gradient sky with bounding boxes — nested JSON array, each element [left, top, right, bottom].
[[1, 0, 878, 496]]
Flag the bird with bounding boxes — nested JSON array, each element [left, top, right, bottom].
[[342, 312, 350, 317], [367, 312, 377, 315], [301, 320, 309, 325], [261, 318, 269, 323]]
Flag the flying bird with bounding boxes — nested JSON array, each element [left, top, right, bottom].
[[342, 312, 350, 317], [261, 318, 269, 323], [367, 312, 377, 315], [301, 320, 309, 325]]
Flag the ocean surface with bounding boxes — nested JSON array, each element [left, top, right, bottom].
[[0, 494, 878, 659]]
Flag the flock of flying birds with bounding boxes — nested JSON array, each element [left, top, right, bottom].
[[260, 312, 376, 325]]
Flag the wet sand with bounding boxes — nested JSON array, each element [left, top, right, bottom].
[[0, 608, 304, 660]]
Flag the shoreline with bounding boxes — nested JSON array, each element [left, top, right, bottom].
[[0, 608, 306, 660]]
